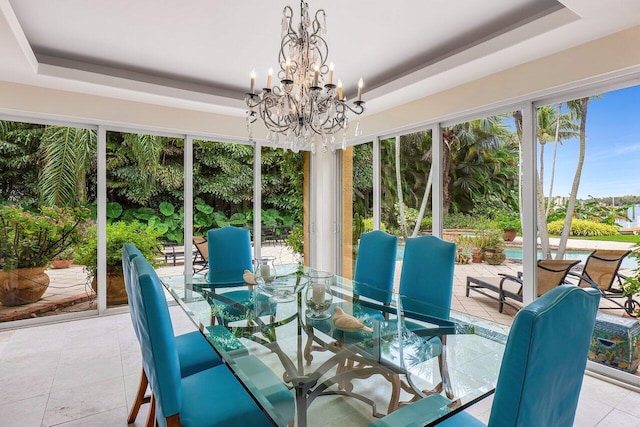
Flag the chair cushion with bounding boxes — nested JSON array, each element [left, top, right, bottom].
[[175, 364, 274, 427], [175, 331, 223, 377]]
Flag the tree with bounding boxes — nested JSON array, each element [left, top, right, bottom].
[[39, 126, 96, 207], [555, 98, 590, 259], [0, 120, 43, 204], [512, 99, 589, 260]]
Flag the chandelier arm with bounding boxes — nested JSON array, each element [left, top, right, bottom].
[[311, 9, 326, 36]]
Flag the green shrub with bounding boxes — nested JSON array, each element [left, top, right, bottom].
[[444, 213, 492, 230], [75, 221, 163, 276], [547, 219, 620, 237], [363, 218, 386, 233]]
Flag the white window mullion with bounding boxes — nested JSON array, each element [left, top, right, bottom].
[[521, 103, 537, 306], [97, 125, 107, 314]]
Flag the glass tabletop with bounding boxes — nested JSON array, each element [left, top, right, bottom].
[[161, 265, 506, 427]]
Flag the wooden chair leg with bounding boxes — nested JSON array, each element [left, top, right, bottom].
[[128, 368, 150, 423], [166, 414, 182, 427], [146, 395, 156, 427]]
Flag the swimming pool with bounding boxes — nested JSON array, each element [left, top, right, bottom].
[[395, 245, 637, 269]]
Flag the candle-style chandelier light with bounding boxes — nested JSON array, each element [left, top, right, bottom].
[[245, 0, 365, 153]]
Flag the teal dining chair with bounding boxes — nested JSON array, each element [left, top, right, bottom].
[[206, 226, 253, 285], [370, 285, 601, 427], [122, 243, 223, 424], [398, 235, 456, 320], [130, 255, 294, 426], [353, 230, 398, 310], [205, 226, 275, 324]]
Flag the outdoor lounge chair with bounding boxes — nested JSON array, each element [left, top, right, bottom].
[[566, 249, 638, 316], [466, 259, 580, 313], [192, 236, 208, 273]]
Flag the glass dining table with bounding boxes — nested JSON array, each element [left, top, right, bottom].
[[160, 265, 507, 427]]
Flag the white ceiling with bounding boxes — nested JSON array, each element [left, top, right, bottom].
[[1, 0, 640, 118]]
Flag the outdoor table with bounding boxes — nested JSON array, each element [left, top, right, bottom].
[[161, 265, 506, 427]]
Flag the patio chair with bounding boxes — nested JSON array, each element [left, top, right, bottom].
[[370, 285, 601, 427], [500, 259, 581, 313], [192, 236, 208, 273], [466, 259, 580, 313], [566, 249, 638, 316]]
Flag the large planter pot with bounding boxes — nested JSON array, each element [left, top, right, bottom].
[[91, 269, 128, 306], [502, 229, 517, 242], [0, 267, 50, 306], [484, 249, 506, 265]]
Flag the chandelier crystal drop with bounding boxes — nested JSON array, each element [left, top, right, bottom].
[[245, 0, 364, 153]]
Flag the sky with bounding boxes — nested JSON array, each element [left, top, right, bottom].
[[539, 85, 640, 200]]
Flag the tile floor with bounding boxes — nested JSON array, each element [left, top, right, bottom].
[[1, 304, 640, 426]]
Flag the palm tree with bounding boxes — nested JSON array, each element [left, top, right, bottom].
[[39, 126, 96, 207], [443, 117, 513, 214], [555, 98, 590, 259], [512, 103, 582, 259]]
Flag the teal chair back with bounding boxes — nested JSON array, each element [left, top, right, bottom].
[[123, 243, 144, 339], [131, 256, 182, 421], [487, 285, 600, 427], [207, 226, 253, 285], [354, 230, 398, 304], [398, 235, 456, 318]]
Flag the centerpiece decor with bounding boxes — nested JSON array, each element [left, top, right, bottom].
[[305, 270, 333, 319], [0, 205, 89, 306], [245, 0, 365, 153]]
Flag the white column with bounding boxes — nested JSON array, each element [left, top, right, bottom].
[[521, 103, 537, 305], [310, 148, 337, 273]]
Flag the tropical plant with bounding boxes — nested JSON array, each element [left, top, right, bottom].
[[0, 205, 90, 271], [0, 121, 43, 204], [475, 229, 504, 252], [622, 243, 640, 297], [75, 221, 163, 277], [39, 126, 97, 207]]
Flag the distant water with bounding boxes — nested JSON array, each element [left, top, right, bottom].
[[395, 245, 637, 270]]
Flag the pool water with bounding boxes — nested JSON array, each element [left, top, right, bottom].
[[395, 245, 636, 269]]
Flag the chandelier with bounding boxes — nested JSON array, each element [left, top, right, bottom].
[[245, 0, 365, 153]]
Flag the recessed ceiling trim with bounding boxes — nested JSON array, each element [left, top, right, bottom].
[[0, 0, 37, 73], [365, 6, 580, 114], [37, 60, 247, 117]]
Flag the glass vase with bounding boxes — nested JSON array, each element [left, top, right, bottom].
[[305, 270, 334, 319]]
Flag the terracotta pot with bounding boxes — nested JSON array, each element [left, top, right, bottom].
[[51, 259, 74, 269], [0, 267, 50, 306], [91, 270, 128, 306], [471, 248, 484, 263], [502, 229, 517, 242]]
